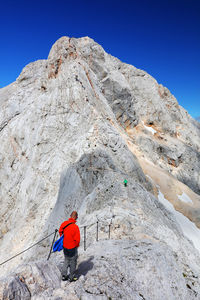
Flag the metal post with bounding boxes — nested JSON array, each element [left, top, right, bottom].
[[84, 226, 86, 251], [47, 229, 58, 260], [96, 221, 99, 242], [108, 224, 111, 239]]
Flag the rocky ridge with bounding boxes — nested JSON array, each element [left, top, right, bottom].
[[0, 36, 200, 299]]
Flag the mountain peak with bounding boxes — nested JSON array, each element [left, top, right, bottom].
[[0, 36, 200, 298]]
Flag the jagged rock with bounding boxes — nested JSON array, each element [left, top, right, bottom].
[[1, 240, 200, 300], [75, 239, 200, 300], [1, 276, 31, 300], [0, 36, 200, 299]]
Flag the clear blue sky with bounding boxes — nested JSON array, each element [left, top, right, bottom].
[[0, 0, 199, 118]]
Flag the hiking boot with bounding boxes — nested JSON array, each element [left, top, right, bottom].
[[69, 277, 78, 282], [62, 275, 69, 281]]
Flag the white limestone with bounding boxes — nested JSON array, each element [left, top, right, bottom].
[[178, 192, 193, 204], [0, 36, 200, 299], [158, 190, 200, 253], [142, 121, 157, 135]]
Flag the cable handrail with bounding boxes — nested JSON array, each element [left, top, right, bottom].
[[0, 231, 55, 267], [0, 218, 114, 267]]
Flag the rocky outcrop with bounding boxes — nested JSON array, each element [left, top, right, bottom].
[[0, 36, 200, 299], [0, 261, 62, 300], [1, 239, 200, 300]]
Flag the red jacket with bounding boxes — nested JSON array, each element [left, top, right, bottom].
[[59, 218, 80, 249]]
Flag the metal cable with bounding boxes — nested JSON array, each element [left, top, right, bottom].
[[0, 231, 55, 267], [0, 216, 115, 267]]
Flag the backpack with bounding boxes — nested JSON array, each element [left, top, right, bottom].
[[53, 222, 74, 252]]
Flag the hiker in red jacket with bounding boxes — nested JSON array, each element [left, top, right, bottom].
[[59, 211, 80, 282]]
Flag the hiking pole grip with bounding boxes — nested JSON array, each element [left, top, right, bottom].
[[47, 229, 58, 260]]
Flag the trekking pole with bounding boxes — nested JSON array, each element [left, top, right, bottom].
[[84, 226, 86, 251], [96, 221, 99, 242], [47, 229, 58, 260]]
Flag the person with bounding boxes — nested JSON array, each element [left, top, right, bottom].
[[59, 211, 80, 282]]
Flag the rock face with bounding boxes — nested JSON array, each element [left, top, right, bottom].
[[1, 240, 200, 300], [0, 36, 200, 299]]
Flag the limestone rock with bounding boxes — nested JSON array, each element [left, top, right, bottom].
[[0, 36, 200, 299], [1, 240, 200, 300]]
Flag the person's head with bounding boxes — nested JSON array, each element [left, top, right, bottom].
[[70, 211, 78, 220]]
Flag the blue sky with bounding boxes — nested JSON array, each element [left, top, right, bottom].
[[0, 0, 199, 118]]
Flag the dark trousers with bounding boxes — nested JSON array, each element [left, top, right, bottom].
[[62, 247, 78, 280]]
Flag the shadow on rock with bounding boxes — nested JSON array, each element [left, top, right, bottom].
[[76, 256, 94, 277]]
